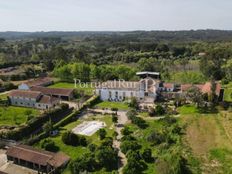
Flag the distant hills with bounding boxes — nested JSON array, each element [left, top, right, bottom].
[[1, 30, 232, 42]]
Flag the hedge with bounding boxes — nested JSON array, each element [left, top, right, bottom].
[[26, 95, 99, 145], [54, 95, 99, 128]]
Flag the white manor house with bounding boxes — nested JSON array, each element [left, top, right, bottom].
[[95, 71, 223, 104], [95, 72, 162, 102]]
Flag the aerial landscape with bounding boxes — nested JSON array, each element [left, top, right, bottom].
[[0, 0, 232, 174]]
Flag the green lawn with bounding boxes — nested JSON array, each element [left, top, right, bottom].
[[49, 82, 94, 95], [177, 105, 199, 115], [0, 106, 39, 126], [223, 83, 232, 102], [36, 114, 114, 160], [94, 101, 129, 110], [0, 93, 8, 100]]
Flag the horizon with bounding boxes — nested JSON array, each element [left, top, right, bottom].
[[1, 29, 232, 33]]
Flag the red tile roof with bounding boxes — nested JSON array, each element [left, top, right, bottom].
[[6, 145, 70, 168], [31, 86, 74, 97], [38, 95, 60, 104], [9, 90, 41, 99], [25, 77, 53, 87], [181, 82, 221, 95], [201, 82, 221, 95], [180, 84, 193, 92], [163, 83, 174, 89]]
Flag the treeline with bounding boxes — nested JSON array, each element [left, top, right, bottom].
[[53, 62, 138, 82], [0, 31, 232, 84], [2, 30, 232, 41], [1, 31, 232, 69]]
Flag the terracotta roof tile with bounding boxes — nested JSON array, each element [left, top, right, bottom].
[[25, 77, 53, 87], [6, 145, 70, 168], [38, 95, 60, 104], [181, 82, 221, 95], [9, 90, 41, 99], [31, 86, 74, 96], [163, 83, 174, 89]]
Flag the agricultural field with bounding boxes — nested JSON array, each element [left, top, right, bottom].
[[49, 82, 94, 95], [123, 105, 232, 174], [0, 106, 39, 126], [179, 106, 232, 174]]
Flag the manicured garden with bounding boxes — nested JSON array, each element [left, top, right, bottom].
[[177, 105, 200, 115], [94, 101, 129, 110], [36, 114, 114, 159], [0, 106, 39, 126]]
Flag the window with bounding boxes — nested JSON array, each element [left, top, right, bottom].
[[109, 91, 112, 98], [130, 92, 133, 97], [123, 92, 126, 100], [115, 91, 118, 98]]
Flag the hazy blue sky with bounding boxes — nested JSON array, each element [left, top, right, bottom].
[[0, 0, 232, 31]]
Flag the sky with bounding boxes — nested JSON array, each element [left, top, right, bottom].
[[0, 0, 232, 31]]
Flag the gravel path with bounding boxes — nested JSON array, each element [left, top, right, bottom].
[[88, 109, 128, 173]]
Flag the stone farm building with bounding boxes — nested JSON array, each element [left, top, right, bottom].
[[31, 86, 74, 101], [8, 90, 60, 110], [6, 145, 70, 174], [19, 77, 54, 90], [18, 76, 74, 101]]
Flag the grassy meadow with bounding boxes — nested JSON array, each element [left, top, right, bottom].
[[223, 82, 232, 102], [0, 106, 39, 126]]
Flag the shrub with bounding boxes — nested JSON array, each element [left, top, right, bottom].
[[62, 131, 87, 146], [88, 144, 97, 152], [148, 107, 156, 116], [147, 131, 165, 145], [112, 114, 118, 123], [142, 148, 154, 163], [120, 140, 142, 154], [41, 139, 59, 152], [121, 126, 132, 136], [131, 116, 148, 129], [123, 151, 147, 174], [69, 153, 97, 173], [95, 146, 118, 170], [98, 128, 107, 140], [129, 97, 139, 109], [101, 137, 113, 147], [160, 116, 177, 125], [121, 135, 136, 141], [155, 105, 166, 115]]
